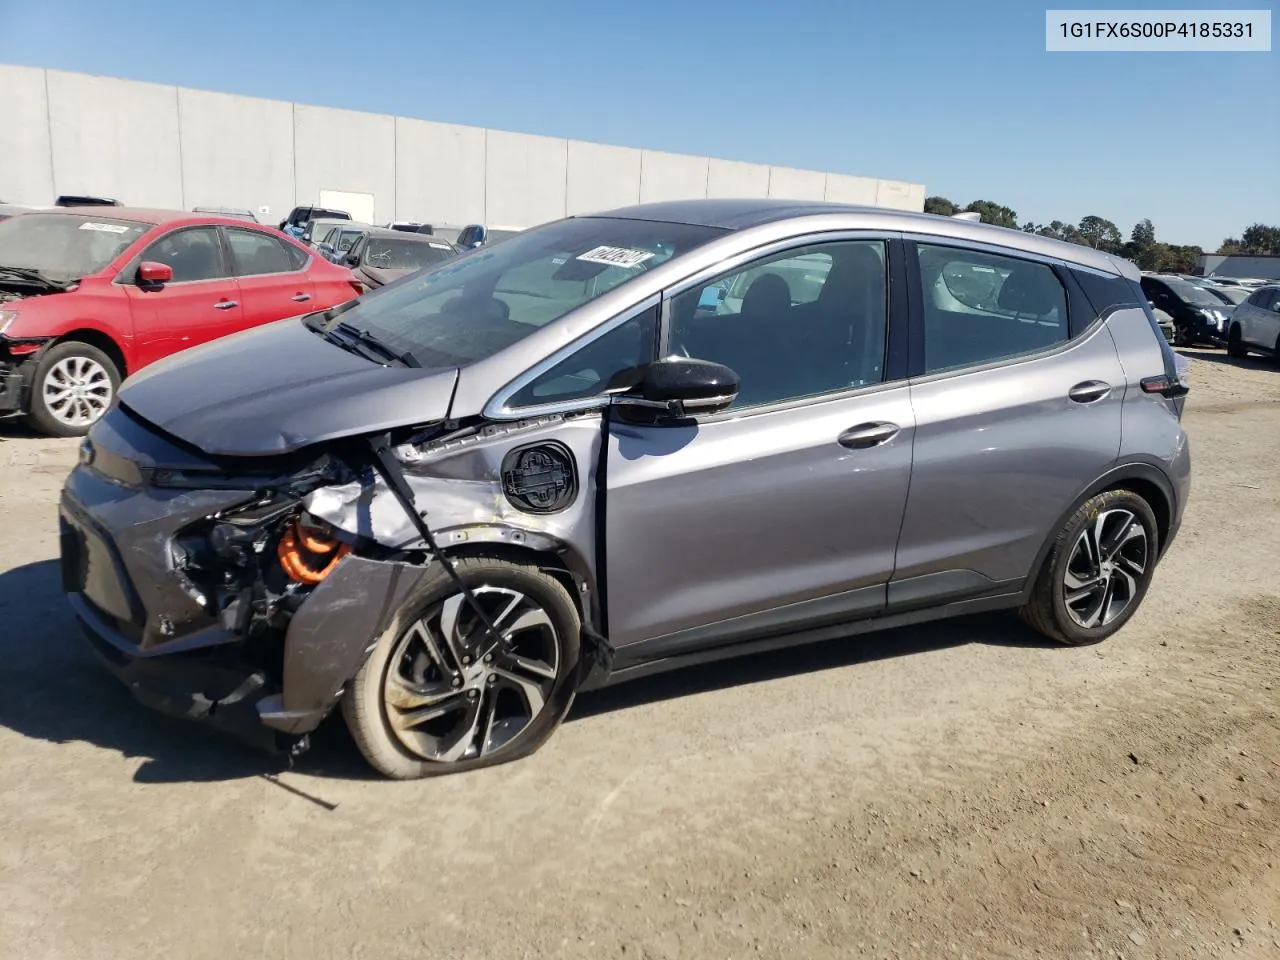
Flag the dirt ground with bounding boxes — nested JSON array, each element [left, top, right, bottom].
[[0, 348, 1276, 960]]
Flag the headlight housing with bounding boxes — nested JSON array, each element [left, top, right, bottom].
[[0, 307, 18, 335]]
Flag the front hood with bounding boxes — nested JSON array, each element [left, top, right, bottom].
[[119, 316, 458, 457], [357, 265, 413, 288]]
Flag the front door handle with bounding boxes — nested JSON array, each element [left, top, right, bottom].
[[1068, 380, 1111, 403], [291, 293, 312, 302], [838, 421, 900, 449], [214, 299, 239, 310]]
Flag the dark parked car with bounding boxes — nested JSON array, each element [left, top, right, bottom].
[[60, 200, 1189, 778], [279, 205, 350, 240], [341, 228, 458, 289], [54, 195, 121, 208], [1139, 274, 1233, 346], [0, 207, 362, 436]]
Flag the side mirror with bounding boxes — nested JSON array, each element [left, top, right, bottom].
[[607, 357, 739, 421], [136, 261, 173, 285], [345, 252, 359, 266]]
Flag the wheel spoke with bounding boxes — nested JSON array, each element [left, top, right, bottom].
[[392, 692, 469, 732], [504, 652, 557, 680], [1065, 579, 1105, 605], [493, 666, 547, 718], [385, 671, 457, 711], [437, 594, 473, 666], [478, 690, 501, 756], [435, 696, 484, 762], [503, 607, 552, 637]]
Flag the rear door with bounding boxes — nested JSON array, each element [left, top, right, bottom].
[[892, 239, 1125, 599], [1247, 288, 1280, 350], [223, 226, 316, 328], [601, 236, 915, 655], [121, 225, 241, 367]]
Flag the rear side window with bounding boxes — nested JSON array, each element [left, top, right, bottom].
[[226, 228, 296, 276], [283, 240, 309, 270], [916, 244, 1067, 374], [1072, 270, 1140, 316]]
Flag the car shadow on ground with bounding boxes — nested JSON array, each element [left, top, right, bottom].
[[0, 558, 1057, 786], [0, 418, 41, 440]]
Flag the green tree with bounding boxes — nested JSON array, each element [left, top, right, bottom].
[[1240, 224, 1280, 255], [1077, 215, 1123, 252], [1129, 219, 1155, 249], [924, 196, 958, 216], [1217, 238, 1244, 255], [1036, 221, 1080, 243], [963, 200, 1019, 229]]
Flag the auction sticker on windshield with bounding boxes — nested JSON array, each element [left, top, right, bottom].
[[78, 222, 131, 233], [577, 245, 656, 269]]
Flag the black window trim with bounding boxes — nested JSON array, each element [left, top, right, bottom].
[[902, 235, 1082, 381], [113, 223, 232, 287], [222, 225, 310, 278]]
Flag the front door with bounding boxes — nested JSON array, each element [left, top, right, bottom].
[[122, 225, 241, 369], [604, 237, 915, 655], [223, 227, 316, 328], [892, 240, 1125, 599]]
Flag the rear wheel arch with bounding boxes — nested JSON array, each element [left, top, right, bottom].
[[1022, 463, 1175, 602]]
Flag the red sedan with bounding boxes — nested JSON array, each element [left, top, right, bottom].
[[0, 207, 362, 436]]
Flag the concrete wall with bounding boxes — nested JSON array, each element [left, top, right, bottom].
[[0, 64, 926, 228]]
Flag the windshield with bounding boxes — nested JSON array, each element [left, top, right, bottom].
[[1166, 277, 1225, 307], [320, 216, 723, 367], [0, 213, 149, 282], [362, 237, 454, 270]]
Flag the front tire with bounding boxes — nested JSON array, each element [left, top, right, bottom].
[[23, 340, 120, 437], [1020, 489, 1159, 646], [342, 556, 581, 779], [1226, 324, 1247, 358]]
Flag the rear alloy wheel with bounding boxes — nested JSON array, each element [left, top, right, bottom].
[[342, 557, 581, 779], [1020, 489, 1159, 646], [24, 340, 120, 437], [1173, 324, 1194, 348], [1226, 324, 1248, 358]]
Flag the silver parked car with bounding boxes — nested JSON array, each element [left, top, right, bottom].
[[60, 200, 1190, 778], [1225, 284, 1280, 360]]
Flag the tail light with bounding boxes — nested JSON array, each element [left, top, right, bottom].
[[276, 515, 350, 585]]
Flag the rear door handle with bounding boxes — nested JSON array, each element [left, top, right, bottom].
[[1068, 380, 1111, 403], [291, 293, 312, 302], [837, 421, 900, 449], [213, 299, 239, 310]]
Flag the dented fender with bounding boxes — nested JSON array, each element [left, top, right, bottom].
[[258, 554, 428, 733]]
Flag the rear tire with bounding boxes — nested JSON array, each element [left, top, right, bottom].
[[1020, 489, 1159, 646], [1226, 324, 1247, 358], [23, 340, 120, 438], [342, 556, 581, 779], [1173, 325, 1194, 348]]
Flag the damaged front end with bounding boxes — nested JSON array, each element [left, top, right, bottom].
[[60, 401, 609, 754]]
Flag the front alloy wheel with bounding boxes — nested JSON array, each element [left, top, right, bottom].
[[24, 340, 121, 437], [343, 557, 581, 778]]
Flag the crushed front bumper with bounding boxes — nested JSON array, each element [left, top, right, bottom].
[[0, 360, 26, 414], [60, 461, 429, 750]]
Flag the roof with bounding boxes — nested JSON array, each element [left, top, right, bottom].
[[362, 227, 454, 244], [35, 206, 273, 228], [590, 198, 1139, 279]]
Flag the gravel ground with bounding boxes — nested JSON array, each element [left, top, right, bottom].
[[0, 349, 1276, 960]]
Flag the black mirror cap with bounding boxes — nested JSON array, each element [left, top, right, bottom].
[[610, 357, 740, 420]]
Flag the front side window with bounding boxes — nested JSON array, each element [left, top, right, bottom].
[[226, 228, 295, 277], [0, 213, 149, 282], [508, 305, 658, 407], [318, 217, 723, 368], [667, 240, 888, 410], [917, 244, 1067, 374], [143, 227, 227, 283]]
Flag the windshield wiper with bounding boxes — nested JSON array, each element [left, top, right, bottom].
[[0, 266, 71, 291], [311, 319, 418, 368]]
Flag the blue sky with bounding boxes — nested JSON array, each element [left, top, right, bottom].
[[1, 0, 1275, 247]]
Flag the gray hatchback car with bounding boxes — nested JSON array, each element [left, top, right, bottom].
[[60, 200, 1191, 778]]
